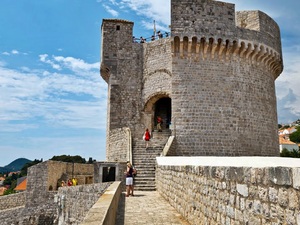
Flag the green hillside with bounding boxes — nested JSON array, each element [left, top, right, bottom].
[[0, 158, 32, 173]]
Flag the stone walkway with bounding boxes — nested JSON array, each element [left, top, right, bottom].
[[115, 191, 190, 225]]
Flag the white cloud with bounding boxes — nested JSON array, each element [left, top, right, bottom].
[[120, 0, 170, 27], [53, 56, 99, 73], [103, 4, 119, 17], [100, 0, 170, 29], [39, 54, 62, 70], [11, 49, 19, 55], [0, 61, 6, 66], [275, 42, 300, 123], [0, 56, 107, 132], [39, 54, 100, 74], [109, 0, 119, 6], [2, 50, 22, 55]]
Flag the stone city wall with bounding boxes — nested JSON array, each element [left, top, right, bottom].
[[0, 192, 26, 210], [0, 207, 25, 225], [0, 184, 112, 225], [26, 160, 94, 208], [47, 160, 94, 190], [55, 182, 112, 225], [156, 157, 300, 225], [0, 191, 57, 225], [0, 161, 112, 225]]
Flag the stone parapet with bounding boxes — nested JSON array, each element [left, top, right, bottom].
[[0, 192, 26, 210], [55, 183, 112, 224], [0, 192, 56, 225], [171, 1, 283, 77], [156, 157, 300, 224], [80, 181, 122, 225]]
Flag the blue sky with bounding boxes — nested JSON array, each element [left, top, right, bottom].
[[0, 0, 299, 166]]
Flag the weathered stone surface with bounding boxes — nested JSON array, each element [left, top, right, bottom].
[[237, 184, 248, 197], [292, 168, 300, 190], [0, 192, 25, 210], [156, 163, 300, 225], [269, 167, 292, 186]]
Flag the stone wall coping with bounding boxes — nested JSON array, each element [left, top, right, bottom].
[[156, 156, 300, 168], [80, 181, 122, 225]]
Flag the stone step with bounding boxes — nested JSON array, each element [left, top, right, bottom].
[[132, 132, 170, 191], [134, 186, 156, 191]]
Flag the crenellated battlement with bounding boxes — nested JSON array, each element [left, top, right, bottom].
[[171, 36, 283, 78]]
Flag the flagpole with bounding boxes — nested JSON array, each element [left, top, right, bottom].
[[153, 20, 156, 36]]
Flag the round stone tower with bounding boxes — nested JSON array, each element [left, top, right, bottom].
[[100, 0, 283, 161], [170, 0, 283, 156]]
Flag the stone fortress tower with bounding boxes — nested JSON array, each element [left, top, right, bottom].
[[100, 0, 283, 162]]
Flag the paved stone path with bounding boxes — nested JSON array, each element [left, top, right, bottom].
[[115, 191, 190, 225]]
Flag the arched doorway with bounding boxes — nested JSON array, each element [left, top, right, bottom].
[[154, 97, 171, 131]]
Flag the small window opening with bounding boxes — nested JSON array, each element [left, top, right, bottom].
[[116, 25, 120, 30]]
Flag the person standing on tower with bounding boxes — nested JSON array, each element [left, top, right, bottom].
[[157, 116, 162, 132]]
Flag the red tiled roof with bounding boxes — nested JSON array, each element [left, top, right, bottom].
[[279, 136, 297, 145], [14, 178, 27, 191], [0, 187, 7, 195]]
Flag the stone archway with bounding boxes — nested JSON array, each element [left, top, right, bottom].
[[154, 98, 171, 131], [144, 93, 171, 132]]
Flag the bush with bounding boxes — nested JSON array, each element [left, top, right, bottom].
[[3, 188, 16, 195], [280, 148, 300, 158]]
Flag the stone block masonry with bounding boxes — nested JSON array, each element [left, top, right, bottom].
[[156, 157, 300, 225], [55, 182, 112, 224], [0, 192, 25, 210]]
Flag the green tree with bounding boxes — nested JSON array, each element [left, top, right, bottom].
[[20, 159, 42, 177], [50, 155, 86, 163], [289, 127, 300, 143], [4, 188, 16, 195], [3, 173, 19, 186], [280, 147, 300, 158]]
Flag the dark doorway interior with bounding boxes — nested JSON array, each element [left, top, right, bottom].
[[102, 166, 116, 182], [154, 97, 171, 130]]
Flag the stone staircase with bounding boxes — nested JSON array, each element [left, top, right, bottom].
[[132, 130, 171, 191]]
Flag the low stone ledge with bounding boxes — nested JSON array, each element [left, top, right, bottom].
[[156, 156, 300, 167], [80, 181, 122, 225], [156, 156, 300, 224]]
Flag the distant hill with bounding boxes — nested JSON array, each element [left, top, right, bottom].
[[0, 158, 32, 173]]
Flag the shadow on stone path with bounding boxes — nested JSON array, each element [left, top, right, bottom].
[[115, 191, 190, 225]]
